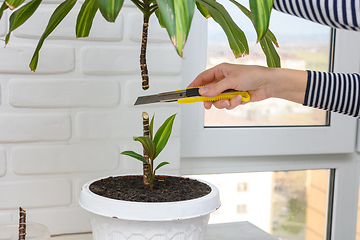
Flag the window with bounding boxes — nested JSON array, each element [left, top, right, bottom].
[[181, 9, 360, 240], [181, 14, 358, 158], [187, 169, 329, 239]]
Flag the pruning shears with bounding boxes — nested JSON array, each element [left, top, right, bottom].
[[134, 86, 250, 105]]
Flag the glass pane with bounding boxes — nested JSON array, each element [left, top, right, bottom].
[[204, 1, 331, 127], [187, 169, 329, 240]]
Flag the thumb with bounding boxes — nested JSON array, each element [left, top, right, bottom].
[[199, 80, 232, 97]]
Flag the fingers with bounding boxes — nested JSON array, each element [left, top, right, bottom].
[[204, 95, 243, 110], [199, 77, 238, 97]]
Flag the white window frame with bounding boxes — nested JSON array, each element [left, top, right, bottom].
[[180, 12, 360, 240], [181, 15, 359, 158]]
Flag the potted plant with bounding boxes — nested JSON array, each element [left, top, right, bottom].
[[79, 113, 221, 240], [1, 0, 279, 237]]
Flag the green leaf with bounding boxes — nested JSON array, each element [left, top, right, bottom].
[[29, 0, 76, 71], [250, 0, 273, 42], [134, 136, 156, 160], [260, 35, 280, 68], [149, 114, 154, 140], [154, 9, 165, 28], [153, 114, 176, 158], [5, 0, 25, 10], [265, 29, 279, 47], [229, 0, 280, 67], [230, 0, 277, 47], [76, 0, 98, 38], [154, 161, 170, 172], [0, 2, 9, 19], [5, 0, 42, 45], [121, 150, 149, 164], [196, 2, 210, 19], [97, 0, 123, 22], [197, 0, 249, 58], [156, 0, 195, 57]]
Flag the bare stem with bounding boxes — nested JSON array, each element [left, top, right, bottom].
[[142, 112, 150, 187], [140, 16, 150, 90], [19, 207, 26, 240]]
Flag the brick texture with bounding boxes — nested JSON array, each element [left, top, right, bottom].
[[81, 46, 182, 75], [16, 8, 124, 41], [12, 145, 119, 175], [0, 113, 71, 142], [0, 148, 6, 177], [10, 79, 120, 107], [0, 44, 75, 73], [0, 178, 72, 209], [76, 111, 142, 140]]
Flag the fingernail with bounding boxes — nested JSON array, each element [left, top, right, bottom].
[[221, 101, 230, 108], [233, 95, 242, 104], [199, 87, 209, 95]]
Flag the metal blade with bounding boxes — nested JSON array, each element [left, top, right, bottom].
[[134, 94, 161, 105]]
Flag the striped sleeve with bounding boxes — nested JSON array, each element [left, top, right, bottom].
[[304, 71, 360, 117], [273, 0, 360, 31]]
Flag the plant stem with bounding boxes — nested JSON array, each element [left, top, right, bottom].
[[140, 14, 150, 90], [19, 207, 26, 240], [142, 112, 150, 187]]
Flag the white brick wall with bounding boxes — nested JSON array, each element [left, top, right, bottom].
[[0, 149, 6, 177], [0, 0, 182, 235], [0, 113, 71, 142], [10, 78, 120, 107]]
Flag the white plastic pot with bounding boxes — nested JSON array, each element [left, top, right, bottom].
[[79, 175, 220, 240]]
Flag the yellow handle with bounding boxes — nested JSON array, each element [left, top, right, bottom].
[[177, 91, 250, 104]]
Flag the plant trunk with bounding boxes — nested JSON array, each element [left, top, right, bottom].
[[140, 16, 149, 90], [18, 207, 26, 240], [142, 112, 150, 187]]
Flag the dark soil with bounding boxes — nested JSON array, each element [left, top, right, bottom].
[[89, 175, 212, 202]]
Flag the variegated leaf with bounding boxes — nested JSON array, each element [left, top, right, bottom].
[[156, 0, 195, 57], [198, 0, 249, 58], [29, 0, 76, 71], [153, 114, 176, 158], [97, 0, 123, 22], [76, 0, 98, 38], [120, 151, 149, 164], [134, 136, 156, 160], [5, 0, 42, 44], [250, 0, 273, 42], [5, 0, 24, 10]]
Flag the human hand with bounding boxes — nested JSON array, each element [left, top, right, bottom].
[[188, 63, 272, 110]]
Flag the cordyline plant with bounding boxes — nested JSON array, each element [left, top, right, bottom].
[[121, 113, 176, 190], [0, 0, 280, 90]]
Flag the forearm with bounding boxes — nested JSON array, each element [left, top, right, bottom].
[[268, 68, 360, 117], [265, 67, 308, 104]]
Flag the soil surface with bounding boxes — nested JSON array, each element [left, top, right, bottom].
[[89, 175, 212, 202]]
